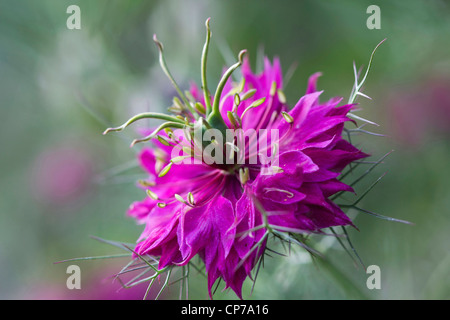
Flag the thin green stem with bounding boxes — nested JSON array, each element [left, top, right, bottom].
[[348, 38, 386, 105], [54, 253, 131, 264], [153, 34, 191, 108], [156, 268, 172, 300], [130, 121, 187, 147], [234, 231, 269, 272], [202, 18, 213, 115], [352, 172, 387, 206], [207, 50, 247, 131], [103, 112, 185, 135], [143, 277, 156, 300], [212, 49, 246, 115], [341, 226, 366, 269], [315, 256, 370, 299]]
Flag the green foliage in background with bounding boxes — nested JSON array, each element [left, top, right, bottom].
[[0, 0, 449, 300]]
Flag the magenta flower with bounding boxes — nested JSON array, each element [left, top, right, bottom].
[[104, 19, 369, 299]]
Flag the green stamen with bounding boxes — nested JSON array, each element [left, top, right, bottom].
[[241, 97, 266, 119], [156, 135, 173, 147], [241, 88, 257, 101], [239, 167, 249, 185], [234, 93, 241, 107], [194, 102, 206, 115], [174, 194, 187, 205], [277, 89, 286, 104], [158, 161, 173, 178], [281, 111, 294, 124], [187, 192, 195, 205], [146, 190, 159, 200], [269, 81, 277, 96], [138, 179, 155, 187]]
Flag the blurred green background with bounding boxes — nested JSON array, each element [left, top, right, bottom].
[[0, 0, 449, 300]]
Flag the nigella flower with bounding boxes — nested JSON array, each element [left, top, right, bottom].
[[104, 19, 382, 299]]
